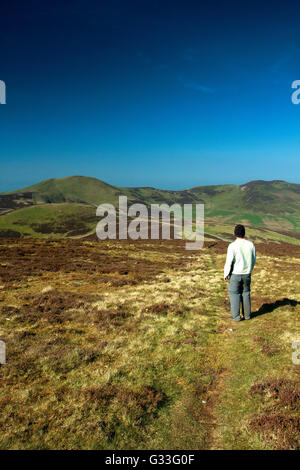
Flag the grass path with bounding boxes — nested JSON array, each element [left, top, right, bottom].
[[202, 248, 300, 450]]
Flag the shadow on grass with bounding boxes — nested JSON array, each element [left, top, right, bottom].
[[252, 298, 300, 318]]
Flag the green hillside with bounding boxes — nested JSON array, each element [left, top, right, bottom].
[[0, 176, 300, 239], [3, 176, 123, 206], [0, 203, 97, 238]]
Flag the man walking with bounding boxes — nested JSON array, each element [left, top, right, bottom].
[[224, 224, 256, 321]]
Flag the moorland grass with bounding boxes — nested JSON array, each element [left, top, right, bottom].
[[0, 239, 299, 449]]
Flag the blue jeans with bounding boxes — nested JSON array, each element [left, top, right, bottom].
[[228, 273, 251, 320]]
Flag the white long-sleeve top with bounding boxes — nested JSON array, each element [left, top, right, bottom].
[[224, 238, 256, 279]]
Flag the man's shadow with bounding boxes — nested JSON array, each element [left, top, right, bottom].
[[251, 298, 300, 318]]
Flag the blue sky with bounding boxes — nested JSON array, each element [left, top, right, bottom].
[[0, 0, 300, 192]]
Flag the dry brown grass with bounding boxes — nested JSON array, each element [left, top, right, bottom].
[[0, 237, 299, 449]]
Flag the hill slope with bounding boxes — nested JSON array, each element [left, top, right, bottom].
[[1, 176, 300, 239], [0, 203, 97, 238], [2, 176, 123, 206]]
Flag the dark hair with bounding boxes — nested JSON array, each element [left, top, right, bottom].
[[234, 224, 245, 238]]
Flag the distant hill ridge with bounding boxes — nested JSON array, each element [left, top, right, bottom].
[[1, 175, 300, 209], [0, 176, 299, 239]]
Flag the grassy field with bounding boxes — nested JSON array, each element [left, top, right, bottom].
[[205, 223, 300, 245], [1, 200, 300, 246], [0, 237, 299, 449], [0, 203, 98, 238]]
